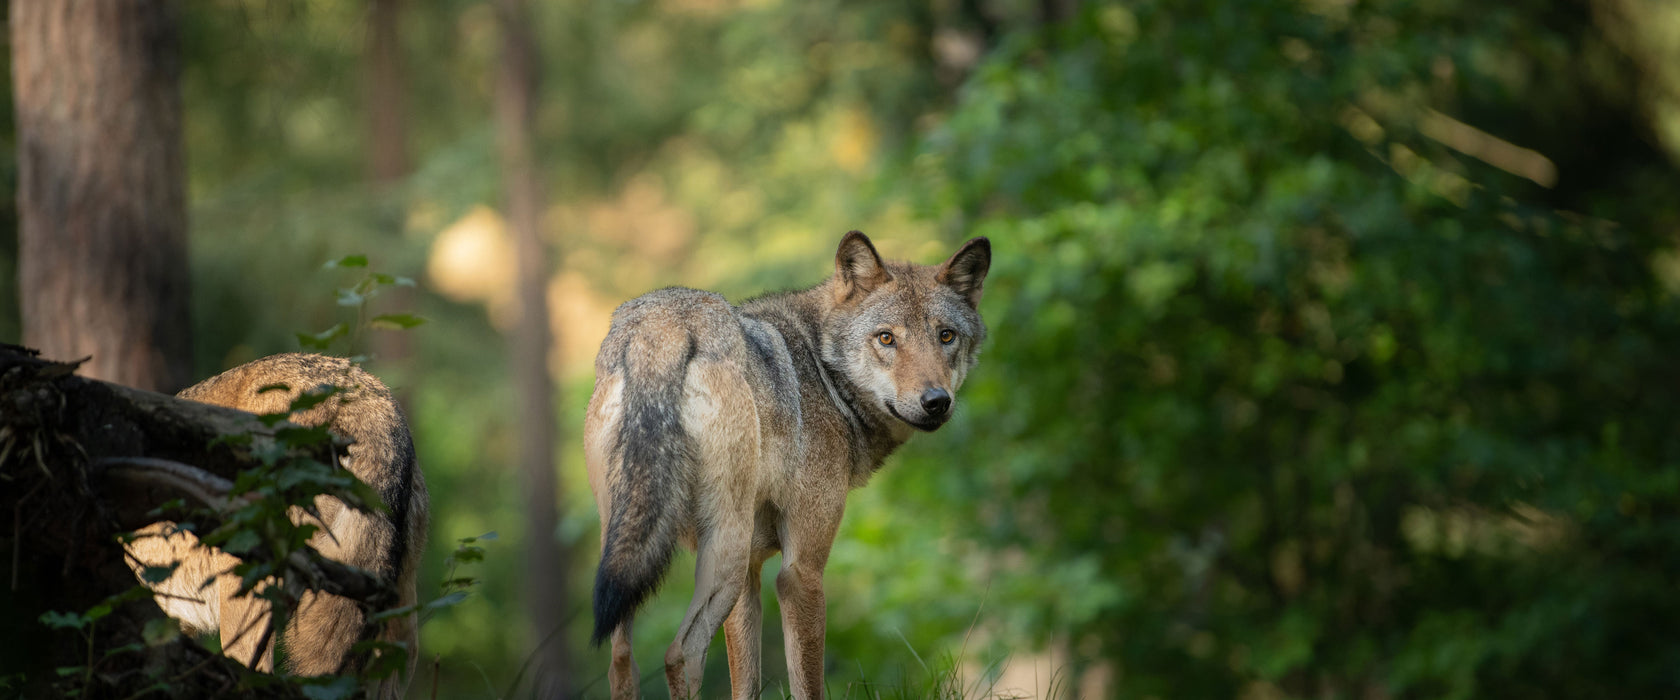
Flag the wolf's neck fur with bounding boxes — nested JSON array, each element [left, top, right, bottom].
[[741, 280, 909, 482]]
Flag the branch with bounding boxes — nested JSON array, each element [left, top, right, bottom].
[[96, 456, 238, 511]]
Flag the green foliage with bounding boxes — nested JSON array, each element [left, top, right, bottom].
[[36, 586, 160, 693], [301, 262, 425, 353], [372, 531, 495, 630], [30, 392, 386, 697], [854, 0, 1680, 696]]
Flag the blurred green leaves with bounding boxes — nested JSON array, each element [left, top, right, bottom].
[[139, 0, 1680, 696], [857, 0, 1680, 696]]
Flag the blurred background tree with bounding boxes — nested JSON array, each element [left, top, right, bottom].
[[4, 0, 1680, 697]]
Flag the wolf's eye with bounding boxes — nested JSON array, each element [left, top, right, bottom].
[[877, 332, 895, 346], [939, 329, 956, 344]]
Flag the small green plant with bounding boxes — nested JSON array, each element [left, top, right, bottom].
[[37, 585, 168, 697], [365, 531, 495, 634], [301, 254, 428, 356]]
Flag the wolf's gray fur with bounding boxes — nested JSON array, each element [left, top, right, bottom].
[[586, 232, 991, 699]]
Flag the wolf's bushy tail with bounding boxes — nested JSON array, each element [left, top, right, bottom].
[[590, 332, 697, 646]]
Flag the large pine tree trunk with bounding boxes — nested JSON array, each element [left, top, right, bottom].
[[11, 0, 192, 393], [494, 0, 573, 694]]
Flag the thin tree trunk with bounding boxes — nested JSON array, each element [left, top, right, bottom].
[[494, 0, 572, 695], [364, 0, 408, 184], [363, 0, 415, 374], [12, 0, 191, 393]]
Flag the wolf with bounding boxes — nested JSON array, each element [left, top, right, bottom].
[[122, 353, 429, 699], [585, 231, 992, 699]]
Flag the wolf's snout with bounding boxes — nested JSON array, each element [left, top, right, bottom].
[[920, 388, 952, 416]]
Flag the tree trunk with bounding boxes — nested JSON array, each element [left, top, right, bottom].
[[364, 0, 408, 185], [11, 0, 191, 393], [363, 0, 416, 377], [494, 0, 573, 695]]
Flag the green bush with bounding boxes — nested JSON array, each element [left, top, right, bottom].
[[865, 1, 1680, 696]]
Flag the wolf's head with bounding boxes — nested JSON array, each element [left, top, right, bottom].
[[823, 231, 991, 432]]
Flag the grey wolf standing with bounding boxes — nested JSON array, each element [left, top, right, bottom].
[[586, 231, 992, 699], [123, 353, 429, 699]]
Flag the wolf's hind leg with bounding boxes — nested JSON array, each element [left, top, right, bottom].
[[665, 522, 751, 699], [724, 559, 765, 700], [664, 357, 759, 697], [610, 614, 641, 700], [283, 589, 364, 675]]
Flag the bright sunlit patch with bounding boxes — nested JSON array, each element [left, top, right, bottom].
[[830, 106, 878, 174], [583, 173, 696, 263], [1419, 109, 1557, 187], [428, 205, 515, 306], [1652, 247, 1680, 296], [546, 272, 614, 378]]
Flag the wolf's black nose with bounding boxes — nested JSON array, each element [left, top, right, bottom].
[[921, 388, 952, 416]]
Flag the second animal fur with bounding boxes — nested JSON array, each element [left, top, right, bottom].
[[124, 353, 429, 700]]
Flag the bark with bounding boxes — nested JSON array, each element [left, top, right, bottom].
[[0, 346, 387, 698], [494, 0, 573, 694], [11, 0, 191, 393]]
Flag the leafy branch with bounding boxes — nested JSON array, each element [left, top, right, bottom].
[[300, 255, 428, 355]]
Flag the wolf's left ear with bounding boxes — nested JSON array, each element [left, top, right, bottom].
[[937, 237, 991, 308]]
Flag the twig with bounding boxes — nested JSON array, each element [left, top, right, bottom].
[[430, 653, 441, 700], [94, 457, 236, 511], [502, 606, 583, 699]]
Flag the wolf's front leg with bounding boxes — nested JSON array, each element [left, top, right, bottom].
[[775, 561, 827, 700], [775, 508, 840, 700]]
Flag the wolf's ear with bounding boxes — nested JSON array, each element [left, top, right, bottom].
[[835, 230, 890, 301], [937, 237, 991, 308]]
